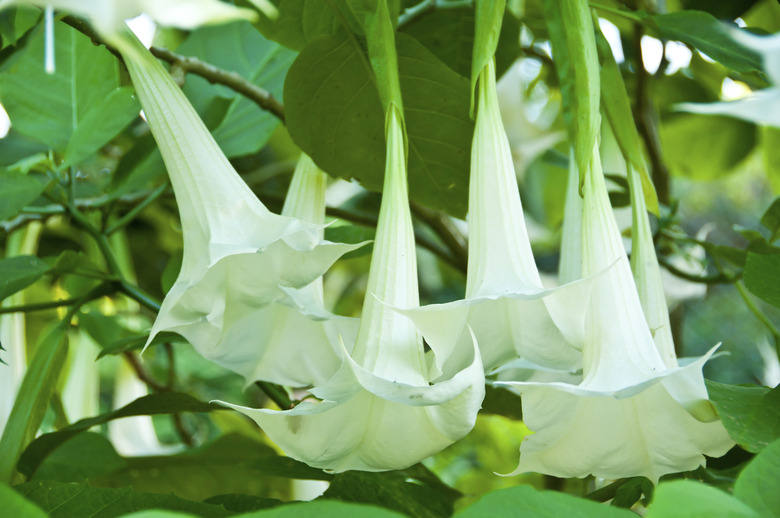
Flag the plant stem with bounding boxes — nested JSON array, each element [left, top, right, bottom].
[[149, 47, 285, 123], [105, 183, 168, 235], [255, 381, 294, 410]]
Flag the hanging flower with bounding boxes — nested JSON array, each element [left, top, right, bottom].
[[117, 34, 362, 386], [677, 30, 780, 127], [397, 60, 593, 377], [498, 144, 734, 483], [217, 105, 485, 472]]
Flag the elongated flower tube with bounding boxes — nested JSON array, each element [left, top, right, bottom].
[[118, 34, 362, 385], [499, 144, 734, 482], [397, 60, 592, 376], [217, 105, 485, 472], [677, 30, 780, 126]]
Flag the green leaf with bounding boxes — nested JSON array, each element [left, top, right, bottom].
[[14, 480, 235, 518], [660, 114, 756, 180], [204, 495, 283, 514], [640, 11, 762, 73], [0, 170, 47, 220], [400, 7, 520, 81], [0, 483, 47, 518], [323, 466, 460, 518], [62, 87, 140, 167], [176, 21, 295, 158], [0, 22, 137, 159], [32, 432, 126, 483], [0, 255, 49, 300], [734, 438, 780, 518], [706, 381, 780, 453], [744, 251, 780, 308], [285, 32, 473, 217], [646, 480, 760, 517], [595, 17, 659, 214], [91, 434, 329, 503], [470, 0, 506, 110], [45, 250, 107, 279], [681, 0, 761, 21], [237, 501, 407, 518], [260, 0, 342, 51], [542, 0, 599, 183], [760, 197, 780, 242], [18, 393, 223, 479], [324, 225, 374, 259], [96, 331, 187, 359], [0, 321, 68, 483], [0, 6, 40, 50], [454, 485, 634, 517]]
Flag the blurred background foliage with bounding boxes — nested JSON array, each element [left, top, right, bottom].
[[1, 0, 779, 515]]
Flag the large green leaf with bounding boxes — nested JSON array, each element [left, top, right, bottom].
[[659, 114, 756, 180], [640, 10, 762, 73], [176, 21, 295, 158], [734, 438, 780, 518], [0, 22, 138, 163], [400, 7, 520, 82], [32, 433, 126, 483], [260, 0, 342, 51], [0, 483, 47, 518], [0, 170, 48, 221], [454, 485, 634, 517], [91, 434, 328, 502], [238, 501, 406, 518], [743, 252, 780, 308], [706, 381, 780, 453], [0, 321, 68, 483], [0, 255, 50, 300], [322, 466, 460, 518], [14, 480, 235, 518], [285, 32, 473, 217], [18, 393, 223, 478], [646, 480, 760, 518]]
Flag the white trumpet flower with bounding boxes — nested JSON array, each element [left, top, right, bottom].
[[200, 155, 362, 387], [397, 60, 592, 377], [677, 30, 780, 127], [119, 34, 361, 386], [218, 105, 485, 472], [499, 145, 734, 483]]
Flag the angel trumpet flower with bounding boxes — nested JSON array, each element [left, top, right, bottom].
[[202, 155, 362, 387], [0, 0, 257, 49], [499, 144, 734, 483], [398, 60, 591, 376], [218, 105, 485, 472], [118, 34, 361, 386], [677, 30, 780, 127]]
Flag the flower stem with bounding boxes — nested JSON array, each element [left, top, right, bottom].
[[255, 382, 294, 410]]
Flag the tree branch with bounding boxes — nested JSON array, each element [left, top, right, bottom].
[[149, 46, 285, 123]]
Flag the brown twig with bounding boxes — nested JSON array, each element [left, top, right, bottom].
[[123, 349, 197, 446], [409, 200, 468, 272], [631, 13, 670, 205], [149, 47, 286, 123], [123, 351, 168, 392], [60, 15, 285, 123]]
